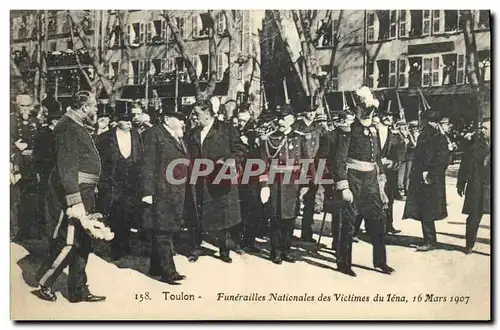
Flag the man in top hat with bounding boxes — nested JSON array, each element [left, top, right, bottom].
[[293, 103, 326, 243], [402, 109, 451, 251], [258, 103, 310, 264], [36, 90, 105, 303], [11, 94, 40, 241], [140, 108, 195, 284], [186, 99, 246, 264], [332, 86, 395, 276], [96, 100, 143, 260], [457, 117, 491, 254]]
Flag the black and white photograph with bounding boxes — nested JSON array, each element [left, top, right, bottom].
[[8, 8, 491, 320]]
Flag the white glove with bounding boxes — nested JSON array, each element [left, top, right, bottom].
[[240, 135, 248, 145], [422, 171, 431, 185], [67, 202, 87, 220], [142, 196, 153, 204], [381, 157, 393, 166], [260, 187, 270, 204], [342, 189, 354, 203]]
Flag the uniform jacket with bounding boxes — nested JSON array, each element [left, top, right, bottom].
[[140, 125, 196, 232], [96, 127, 143, 215], [332, 118, 385, 191], [187, 120, 245, 231], [11, 113, 39, 185], [259, 129, 309, 219], [292, 118, 325, 158], [457, 135, 491, 215], [50, 110, 101, 207], [403, 125, 450, 222]]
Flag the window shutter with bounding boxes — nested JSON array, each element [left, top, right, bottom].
[[161, 19, 167, 41], [140, 23, 145, 43], [128, 25, 134, 44], [128, 61, 134, 84], [373, 61, 380, 88], [192, 15, 198, 38], [193, 55, 202, 77], [139, 60, 144, 83]]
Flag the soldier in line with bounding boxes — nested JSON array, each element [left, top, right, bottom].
[[332, 86, 395, 276], [36, 91, 105, 303], [457, 117, 491, 254], [402, 110, 451, 252], [97, 101, 144, 260], [258, 104, 310, 264], [293, 104, 326, 243], [10, 94, 39, 241]]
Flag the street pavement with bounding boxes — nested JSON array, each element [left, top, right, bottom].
[[10, 175, 491, 320]]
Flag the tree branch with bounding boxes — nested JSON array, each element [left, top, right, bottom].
[[68, 11, 93, 89], [200, 10, 219, 100]]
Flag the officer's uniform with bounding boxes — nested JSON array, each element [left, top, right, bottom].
[[10, 111, 39, 239], [259, 124, 309, 262], [293, 116, 325, 241], [36, 109, 101, 299], [333, 117, 388, 272]]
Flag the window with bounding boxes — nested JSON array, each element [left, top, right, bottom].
[[422, 56, 441, 87], [199, 55, 209, 81], [399, 10, 408, 37], [161, 20, 167, 42], [389, 60, 397, 87], [128, 23, 142, 45], [442, 53, 457, 85], [50, 41, 57, 52], [444, 10, 459, 32], [367, 12, 376, 41], [408, 57, 422, 87], [110, 26, 121, 47], [378, 10, 390, 40], [48, 12, 58, 36], [167, 57, 175, 72], [422, 10, 431, 35], [474, 10, 490, 30], [389, 10, 397, 39], [193, 14, 210, 38], [432, 10, 443, 34], [146, 22, 153, 43], [176, 17, 185, 39], [216, 53, 225, 81], [456, 54, 465, 84], [331, 66, 338, 91], [192, 15, 199, 38], [398, 59, 409, 87]]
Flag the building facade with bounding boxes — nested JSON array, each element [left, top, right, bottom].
[[261, 10, 491, 122], [11, 10, 265, 117]]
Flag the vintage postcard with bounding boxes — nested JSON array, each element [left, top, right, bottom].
[[10, 9, 491, 320]]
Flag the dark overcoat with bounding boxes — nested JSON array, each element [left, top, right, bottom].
[[403, 125, 450, 222], [457, 135, 491, 215], [96, 127, 143, 217], [187, 120, 245, 232], [140, 125, 196, 232]]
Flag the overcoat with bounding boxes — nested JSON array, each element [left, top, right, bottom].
[[403, 125, 450, 222], [140, 125, 196, 232], [187, 120, 245, 232], [457, 135, 491, 215]]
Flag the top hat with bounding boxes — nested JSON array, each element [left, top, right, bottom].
[[114, 100, 134, 121], [97, 103, 113, 118]]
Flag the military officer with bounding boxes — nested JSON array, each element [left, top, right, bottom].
[[11, 94, 39, 241], [259, 104, 310, 264], [332, 86, 395, 276]]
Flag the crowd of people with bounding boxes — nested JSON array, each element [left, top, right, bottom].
[[10, 86, 490, 303]]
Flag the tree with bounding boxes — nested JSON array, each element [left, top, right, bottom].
[[460, 10, 490, 121]]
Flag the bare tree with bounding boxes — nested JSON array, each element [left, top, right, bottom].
[[460, 10, 489, 121]]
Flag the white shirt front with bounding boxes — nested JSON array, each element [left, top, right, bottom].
[[200, 118, 215, 146], [116, 129, 132, 159]]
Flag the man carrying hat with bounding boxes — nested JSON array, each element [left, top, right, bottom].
[[258, 104, 310, 264], [97, 100, 144, 260], [332, 86, 395, 276]]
